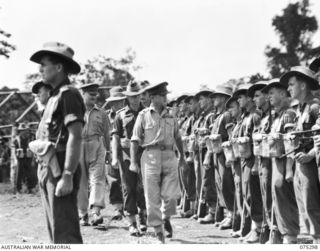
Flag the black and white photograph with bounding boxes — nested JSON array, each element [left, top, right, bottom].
[[1, 0, 320, 246]]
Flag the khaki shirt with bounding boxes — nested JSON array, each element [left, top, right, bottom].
[[131, 105, 180, 148], [82, 105, 110, 148]]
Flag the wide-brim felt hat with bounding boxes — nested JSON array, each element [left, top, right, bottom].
[[225, 96, 238, 108], [139, 80, 150, 93], [78, 83, 100, 90], [194, 88, 215, 98], [261, 78, 287, 94], [184, 95, 196, 103], [176, 94, 190, 103], [32, 81, 51, 94], [144, 82, 169, 95], [210, 85, 233, 98], [30, 42, 81, 74], [106, 86, 126, 102], [232, 83, 253, 97], [247, 81, 268, 98], [280, 66, 319, 90], [123, 80, 142, 96], [310, 57, 320, 72]]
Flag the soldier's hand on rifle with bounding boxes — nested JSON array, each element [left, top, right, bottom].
[[55, 173, 73, 197], [295, 152, 314, 164], [129, 162, 139, 173]]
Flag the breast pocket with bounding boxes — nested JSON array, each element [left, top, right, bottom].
[[144, 121, 156, 144]]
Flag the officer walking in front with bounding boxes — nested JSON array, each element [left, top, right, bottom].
[[130, 82, 188, 243], [77, 82, 111, 226], [112, 81, 147, 236], [30, 41, 84, 243]]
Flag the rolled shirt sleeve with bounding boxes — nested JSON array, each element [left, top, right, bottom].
[[60, 89, 85, 127]]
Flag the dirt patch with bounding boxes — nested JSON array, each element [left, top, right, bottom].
[[0, 182, 313, 244]]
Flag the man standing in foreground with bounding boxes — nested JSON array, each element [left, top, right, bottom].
[[78, 83, 111, 226], [30, 42, 84, 243], [130, 82, 188, 243]]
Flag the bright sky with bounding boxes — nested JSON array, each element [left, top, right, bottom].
[[0, 0, 319, 97]]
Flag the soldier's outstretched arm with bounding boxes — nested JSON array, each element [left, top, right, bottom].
[[129, 141, 140, 173], [55, 121, 83, 197]]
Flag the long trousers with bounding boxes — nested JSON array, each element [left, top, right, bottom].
[[38, 151, 83, 244], [294, 159, 320, 237], [258, 157, 272, 229], [141, 149, 180, 227], [272, 158, 299, 236], [214, 152, 234, 212], [202, 149, 217, 208], [232, 159, 250, 235], [78, 138, 106, 215], [193, 150, 202, 202], [241, 157, 263, 230], [185, 159, 196, 201], [119, 158, 146, 216]]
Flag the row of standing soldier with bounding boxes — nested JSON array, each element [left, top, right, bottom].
[[175, 61, 320, 244], [23, 40, 320, 244]]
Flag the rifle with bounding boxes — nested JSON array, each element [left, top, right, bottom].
[[290, 128, 320, 136], [280, 129, 320, 181], [197, 144, 207, 218]]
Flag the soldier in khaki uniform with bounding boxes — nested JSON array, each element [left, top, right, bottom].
[[233, 84, 263, 243], [247, 82, 275, 243], [112, 81, 146, 236], [175, 94, 191, 210], [262, 79, 300, 244], [225, 96, 246, 238], [130, 82, 188, 243], [204, 85, 235, 230], [30, 41, 84, 243], [77, 83, 111, 226], [193, 89, 217, 224], [179, 95, 200, 218], [105, 87, 126, 220], [280, 67, 320, 244]]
